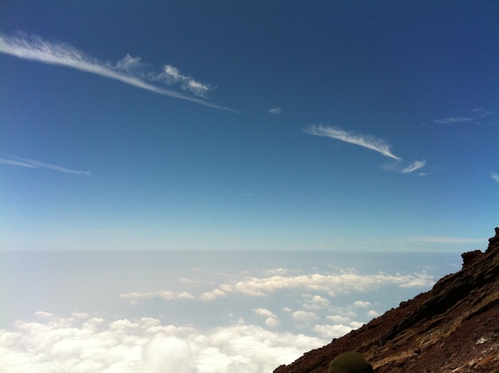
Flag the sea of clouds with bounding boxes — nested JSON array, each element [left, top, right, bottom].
[[1, 312, 325, 373], [0, 251, 459, 372]]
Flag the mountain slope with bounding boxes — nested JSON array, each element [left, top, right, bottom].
[[274, 228, 499, 373]]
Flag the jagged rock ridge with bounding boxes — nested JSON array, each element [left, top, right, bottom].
[[274, 228, 499, 373]]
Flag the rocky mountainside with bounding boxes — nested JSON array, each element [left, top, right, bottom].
[[274, 228, 499, 373]]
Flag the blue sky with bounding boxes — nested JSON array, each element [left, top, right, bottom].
[[0, 3, 497, 371], [1, 1, 498, 251]]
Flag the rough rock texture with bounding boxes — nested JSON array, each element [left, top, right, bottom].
[[274, 228, 499, 373]]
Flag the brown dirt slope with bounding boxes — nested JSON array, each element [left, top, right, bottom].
[[274, 228, 499, 373]]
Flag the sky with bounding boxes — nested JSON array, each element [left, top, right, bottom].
[[1, 1, 498, 252], [1, 2, 498, 371]]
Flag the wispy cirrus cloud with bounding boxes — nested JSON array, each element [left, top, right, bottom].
[[159, 64, 210, 97], [0, 33, 235, 111], [304, 124, 400, 160], [401, 160, 426, 174], [471, 108, 494, 117], [114, 54, 144, 72], [304, 125, 428, 174], [432, 108, 496, 125], [0, 157, 91, 176], [269, 107, 282, 115], [491, 172, 499, 183], [433, 117, 474, 124]]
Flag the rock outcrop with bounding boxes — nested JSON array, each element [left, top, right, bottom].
[[274, 228, 499, 373]]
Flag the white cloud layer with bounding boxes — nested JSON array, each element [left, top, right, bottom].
[[353, 300, 371, 308], [302, 294, 330, 311], [121, 290, 196, 301], [304, 125, 400, 160], [122, 270, 434, 302], [0, 33, 234, 111], [313, 323, 356, 339], [1, 254, 450, 373], [253, 308, 280, 327], [0, 157, 91, 176], [0, 313, 324, 373], [491, 172, 499, 183], [291, 310, 319, 323], [366, 310, 380, 317]]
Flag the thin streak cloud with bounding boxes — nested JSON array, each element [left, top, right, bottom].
[[0, 33, 235, 112], [430, 109, 496, 126], [0, 157, 91, 176], [433, 117, 474, 124], [304, 125, 400, 160], [401, 160, 426, 174], [491, 172, 499, 183], [160, 64, 210, 97], [403, 236, 486, 244]]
